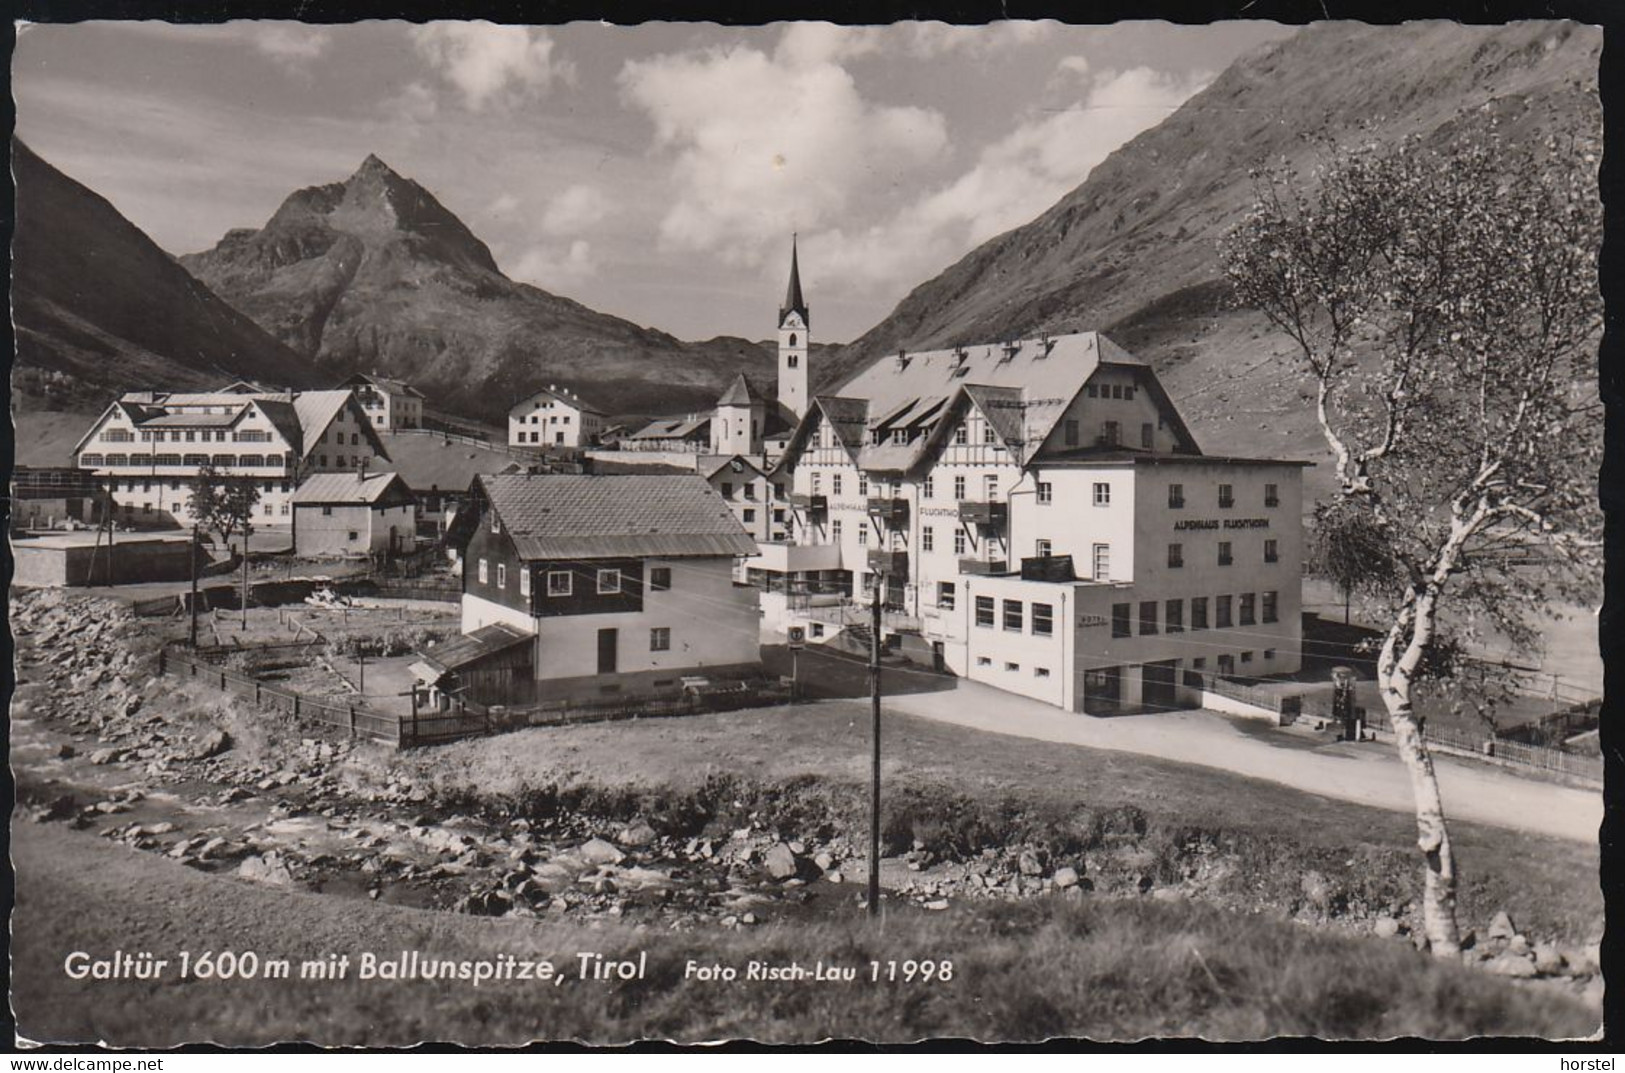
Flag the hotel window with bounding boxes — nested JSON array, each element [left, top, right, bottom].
[[1264, 539, 1280, 564], [1036, 539, 1052, 558], [650, 628, 671, 652], [597, 569, 622, 594], [1165, 599, 1184, 633], [954, 475, 966, 500], [1037, 481, 1053, 504], [983, 425, 998, 445], [832, 520, 843, 541], [774, 483, 785, 500], [1065, 419, 1080, 446], [977, 656, 992, 667], [857, 527, 867, 546], [1241, 651, 1254, 665], [722, 481, 734, 499], [1265, 483, 1280, 508], [923, 476, 934, 499], [1141, 423, 1154, 450], [1218, 541, 1233, 566], [984, 475, 999, 501], [1139, 601, 1158, 635], [548, 570, 572, 597], [938, 582, 956, 611], [743, 509, 755, 523], [1240, 592, 1256, 626], [832, 474, 842, 496], [1262, 591, 1278, 624], [477, 558, 488, 584], [1035, 667, 1051, 679], [497, 564, 507, 590], [1093, 482, 1110, 506], [1218, 483, 1235, 509], [812, 473, 822, 494], [650, 567, 672, 591], [1191, 597, 1209, 630], [1032, 603, 1054, 636], [1103, 421, 1120, 446], [1264, 649, 1276, 661], [1087, 385, 1098, 398], [811, 623, 825, 638], [954, 426, 969, 446], [859, 475, 869, 497], [1005, 662, 1020, 673], [519, 569, 531, 597], [1168, 543, 1183, 569], [1093, 543, 1110, 580], [922, 527, 935, 552], [953, 530, 967, 555], [975, 596, 996, 628], [1111, 603, 1131, 638], [1004, 600, 1024, 632], [744, 484, 756, 499], [1216, 595, 1234, 629], [1168, 483, 1185, 508]]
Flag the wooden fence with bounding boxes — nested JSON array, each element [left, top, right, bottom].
[[157, 646, 402, 745]]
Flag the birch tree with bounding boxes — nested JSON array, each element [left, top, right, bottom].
[[1222, 129, 1602, 956]]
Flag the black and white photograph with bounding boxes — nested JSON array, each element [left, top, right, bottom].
[[6, 12, 1610, 1047]]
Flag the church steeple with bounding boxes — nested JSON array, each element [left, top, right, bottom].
[[780, 233, 809, 328], [777, 234, 810, 421]]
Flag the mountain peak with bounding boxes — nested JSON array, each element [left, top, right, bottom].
[[352, 153, 400, 181]]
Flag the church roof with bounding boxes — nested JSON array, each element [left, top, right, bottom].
[[716, 374, 760, 408]]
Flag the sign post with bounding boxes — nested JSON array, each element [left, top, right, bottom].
[[787, 626, 805, 702]]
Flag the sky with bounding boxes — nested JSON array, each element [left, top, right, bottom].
[[13, 20, 1296, 344]]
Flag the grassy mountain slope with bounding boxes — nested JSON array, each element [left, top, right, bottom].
[[180, 156, 775, 424], [816, 21, 1602, 501], [11, 139, 326, 413]]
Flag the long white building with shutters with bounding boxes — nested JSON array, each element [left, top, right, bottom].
[[751, 328, 1309, 716]]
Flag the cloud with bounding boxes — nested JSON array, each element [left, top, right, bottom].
[[510, 238, 598, 289], [252, 24, 332, 67], [540, 184, 613, 236], [487, 192, 520, 215], [410, 22, 575, 111], [810, 63, 1212, 296], [619, 30, 949, 262]]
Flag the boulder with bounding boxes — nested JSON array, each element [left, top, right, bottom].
[[1017, 850, 1043, 876], [237, 853, 295, 886], [763, 843, 800, 880], [1486, 910, 1517, 940], [55, 743, 76, 759], [1053, 866, 1080, 890], [923, 899, 950, 911], [89, 749, 120, 766], [578, 838, 625, 866], [458, 889, 513, 916], [618, 821, 658, 848], [1373, 917, 1402, 939], [813, 851, 835, 872], [192, 729, 232, 760], [1484, 953, 1538, 978], [1532, 943, 1566, 975]]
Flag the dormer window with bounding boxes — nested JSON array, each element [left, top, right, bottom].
[[891, 428, 908, 445], [492, 516, 502, 534]]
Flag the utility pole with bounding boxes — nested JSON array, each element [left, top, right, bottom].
[[359, 649, 367, 694], [189, 519, 200, 648], [868, 582, 882, 919]]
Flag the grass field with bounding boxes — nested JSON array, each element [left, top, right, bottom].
[[387, 701, 1602, 947], [9, 822, 1598, 1045]]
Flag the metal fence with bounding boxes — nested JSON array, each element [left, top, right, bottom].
[[1362, 706, 1601, 785], [1187, 670, 1304, 718]]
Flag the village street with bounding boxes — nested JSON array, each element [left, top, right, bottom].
[[879, 675, 1600, 845]]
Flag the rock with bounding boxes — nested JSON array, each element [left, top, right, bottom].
[[1373, 917, 1402, 939], [1485, 953, 1538, 978], [1053, 866, 1080, 890], [788, 841, 806, 855], [143, 822, 179, 835], [813, 851, 834, 871], [192, 729, 232, 760], [826, 871, 843, 884], [35, 794, 77, 822], [124, 696, 142, 717], [1532, 943, 1566, 975], [1151, 887, 1183, 903], [741, 912, 758, 926], [237, 853, 295, 886], [1017, 850, 1043, 876], [618, 821, 658, 848], [763, 843, 800, 880], [1486, 910, 1517, 940], [89, 749, 119, 765], [578, 838, 625, 866], [55, 743, 76, 759], [1300, 870, 1331, 910], [1507, 934, 1531, 956], [458, 889, 513, 916]]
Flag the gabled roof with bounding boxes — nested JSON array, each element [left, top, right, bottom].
[[510, 384, 607, 417], [292, 471, 415, 507], [342, 372, 427, 399], [781, 332, 1176, 475], [626, 416, 711, 441], [475, 473, 758, 561], [715, 374, 761, 408], [85, 388, 391, 465], [698, 454, 766, 482]]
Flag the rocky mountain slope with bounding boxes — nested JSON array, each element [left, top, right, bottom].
[[11, 139, 326, 412], [180, 156, 775, 423], [816, 21, 1602, 495]]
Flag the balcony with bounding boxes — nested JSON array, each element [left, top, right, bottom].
[[958, 557, 1010, 576], [957, 500, 1009, 528], [867, 549, 909, 578], [788, 493, 828, 515], [866, 496, 909, 528]]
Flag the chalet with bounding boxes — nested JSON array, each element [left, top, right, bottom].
[[339, 372, 426, 430], [508, 384, 606, 448], [291, 470, 417, 557], [439, 473, 761, 705]]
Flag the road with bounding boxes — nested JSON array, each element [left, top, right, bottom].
[[878, 676, 1601, 845]]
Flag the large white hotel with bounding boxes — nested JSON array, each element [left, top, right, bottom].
[[748, 250, 1308, 715]]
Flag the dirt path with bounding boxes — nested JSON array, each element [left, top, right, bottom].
[[884, 680, 1601, 844]]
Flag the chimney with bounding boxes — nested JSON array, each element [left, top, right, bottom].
[[895, 348, 910, 371], [357, 456, 367, 481]]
